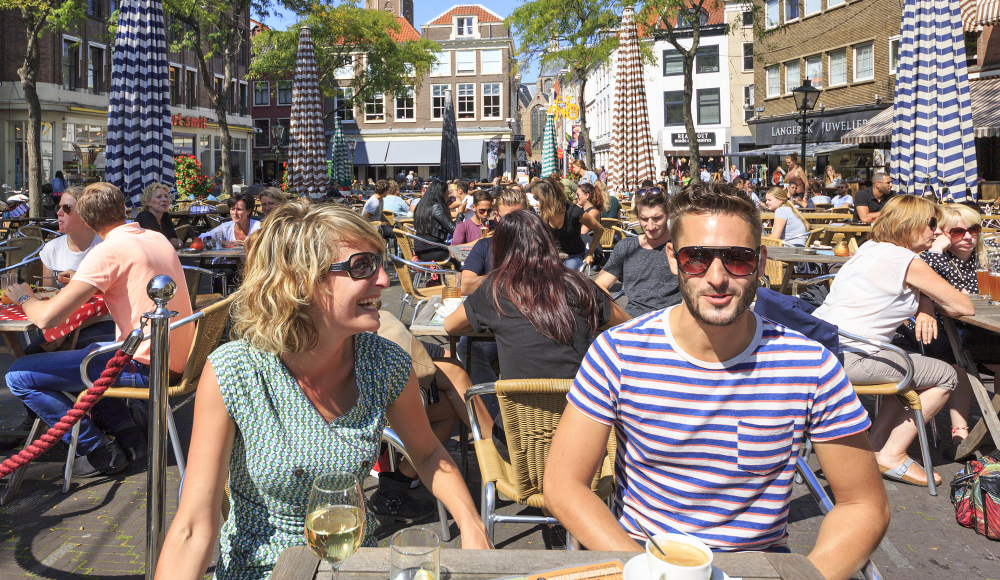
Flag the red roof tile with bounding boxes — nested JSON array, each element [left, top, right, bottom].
[[655, 2, 727, 29], [389, 17, 421, 41], [429, 5, 503, 25]]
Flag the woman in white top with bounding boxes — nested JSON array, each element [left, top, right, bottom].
[[40, 186, 102, 287], [763, 187, 809, 246], [813, 196, 974, 487], [199, 191, 260, 244]]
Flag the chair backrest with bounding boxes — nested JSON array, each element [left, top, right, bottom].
[[599, 218, 620, 249], [182, 267, 203, 309], [382, 210, 396, 226], [395, 218, 415, 233], [389, 254, 419, 297], [169, 294, 235, 397], [8, 236, 44, 267], [759, 237, 785, 289], [495, 379, 574, 502], [804, 228, 826, 247], [393, 228, 416, 261]]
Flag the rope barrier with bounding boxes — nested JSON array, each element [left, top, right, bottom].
[[0, 349, 135, 478]]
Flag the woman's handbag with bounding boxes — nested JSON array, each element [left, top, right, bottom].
[[951, 449, 1000, 540]]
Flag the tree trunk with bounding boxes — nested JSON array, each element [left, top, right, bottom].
[[19, 9, 44, 217], [219, 45, 234, 197], [576, 76, 594, 169], [683, 54, 700, 184]]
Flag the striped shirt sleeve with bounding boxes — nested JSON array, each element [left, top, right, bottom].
[[806, 348, 872, 441], [568, 329, 623, 425]]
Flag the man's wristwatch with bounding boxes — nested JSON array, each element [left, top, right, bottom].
[[17, 294, 32, 305]]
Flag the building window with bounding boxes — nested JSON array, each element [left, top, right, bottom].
[[457, 17, 473, 36], [396, 86, 414, 119], [456, 51, 475, 74], [457, 83, 475, 119], [743, 43, 753, 71], [531, 105, 545, 143], [86, 0, 103, 18], [766, 66, 780, 96], [766, 0, 779, 28], [664, 91, 684, 126], [785, 61, 799, 93], [966, 31, 980, 67], [186, 70, 197, 108], [828, 0, 845, 7], [334, 87, 354, 121], [696, 45, 719, 73], [214, 77, 223, 104], [277, 80, 292, 105], [254, 119, 269, 147], [63, 39, 79, 91], [432, 85, 448, 119], [697, 88, 720, 125], [829, 49, 847, 86], [806, 55, 822, 88], [254, 81, 269, 106], [170, 66, 181, 105], [365, 93, 385, 121], [483, 82, 501, 118], [742, 10, 753, 26], [543, 79, 553, 92], [239, 82, 248, 116], [432, 51, 450, 76], [88, 46, 104, 94], [663, 50, 683, 76], [805, 0, 821, 15], [889, 37, 900, 73], [744, 85, 754, 122], [854, 43, 874, 81], [785, 0, 798, 21], [334, 62, 353, 79], [481, 49, 502, 75]]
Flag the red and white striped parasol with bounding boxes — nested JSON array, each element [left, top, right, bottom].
[[288, 27, 328, 197]]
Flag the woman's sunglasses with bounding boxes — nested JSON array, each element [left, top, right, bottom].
[[948, 224, 981, 239], [329, 252, 383, 280], [58, 204, 73, 214], [673, 246, 761, 277], [928, 217, 938, 230], [636, 187, 663, 197]]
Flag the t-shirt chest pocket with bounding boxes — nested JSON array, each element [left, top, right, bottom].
[[737, 419, 795, 475]]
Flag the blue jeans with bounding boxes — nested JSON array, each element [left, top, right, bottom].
[[564, 252, 587, 271], [6, 343, 149, 456]]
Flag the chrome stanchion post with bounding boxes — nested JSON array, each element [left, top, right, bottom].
[[144, 275, 178, 579]]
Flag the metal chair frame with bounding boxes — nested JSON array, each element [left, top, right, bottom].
[[389, 254, 447, 325], [381, 427, 452, 542]]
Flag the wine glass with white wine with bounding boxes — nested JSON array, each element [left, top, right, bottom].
[[305, 471, 366, 580]]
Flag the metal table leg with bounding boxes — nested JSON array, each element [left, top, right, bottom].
[[942, 315, 1000, 459]]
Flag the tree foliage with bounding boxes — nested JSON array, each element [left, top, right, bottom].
[[506, 0, 624, 168], [247, 1, 439, 112]]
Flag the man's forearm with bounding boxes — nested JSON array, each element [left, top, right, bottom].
[[807, 502, 889, 580], [547, 481, 639, 552]]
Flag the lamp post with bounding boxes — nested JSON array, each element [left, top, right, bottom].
[[347, 139, 357, 186], [791, 79, 821, 177], [270, 124, 287, 187]]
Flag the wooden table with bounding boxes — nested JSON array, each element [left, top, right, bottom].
[[940, 297, 1000, 459], [272, 547, 825, 580], [448, 243, 477, 265], [811, 224, 871, 246], [178, 247, 246, 260], [764, 247, 849, 294]]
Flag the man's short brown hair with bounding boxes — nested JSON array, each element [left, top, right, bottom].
[[494, 187, 528, 209], [374, 179, 390, 195], [77, 182, 127, 233], [669, 181, 761, 244]]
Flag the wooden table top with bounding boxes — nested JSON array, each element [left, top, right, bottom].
[[765, 246, 851, 265], [271, 547, 825, 580], [951, 296, 1000, 333], [409, 296, 492, 339], [448, 243, 477, 264], [813, 223, 871, 232], [177, 247, 246, 259]]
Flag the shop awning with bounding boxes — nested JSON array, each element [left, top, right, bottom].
[[725, 143, 858, 157], [351, 141, 389, 165], [379, 139, 484, 166], [841, 76, 1000, 143], [977, 0, 1000, 26], [962, 0, 983, 31]]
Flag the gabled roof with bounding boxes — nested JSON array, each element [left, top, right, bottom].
[[389, 16, 421, 41], [427, 4, 504, 26]]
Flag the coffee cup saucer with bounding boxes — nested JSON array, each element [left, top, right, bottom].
[[623, 554, 735, 580]]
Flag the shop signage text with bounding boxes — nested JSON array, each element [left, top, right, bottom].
[[751, 108, 886, 145], [171, 115, 208, 128], [671, 132, 716, 146]]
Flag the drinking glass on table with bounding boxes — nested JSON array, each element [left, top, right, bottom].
[[305, 471, 366, 580], [390, 527, 440, 580]]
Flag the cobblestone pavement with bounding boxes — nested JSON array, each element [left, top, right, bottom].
[[0, 272, 998, 579]]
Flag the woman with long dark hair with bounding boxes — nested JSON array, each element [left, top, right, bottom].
[[444, 210, 629, 456], [413, 180, 455, 262], [532, 177, 603, 270]]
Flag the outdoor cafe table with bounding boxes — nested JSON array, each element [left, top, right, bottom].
[[810, 224, 871, 247], [271, 546, 825, 580], [178, 246, 246, 260], [764, 247, 850, 294], [0, 294, 108, 358], [939, 297, 1000, 459]]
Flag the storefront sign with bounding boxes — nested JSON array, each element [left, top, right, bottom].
[[751, 107, 887, 145], [671, 132, 716, 146], [171, 114, 208, 129]]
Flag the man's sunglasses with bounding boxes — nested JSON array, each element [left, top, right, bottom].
[[673, 246, 761, 277], [58, 204, 73, 214], [948, 224, 981, 239], [329, 252, 383, 280]]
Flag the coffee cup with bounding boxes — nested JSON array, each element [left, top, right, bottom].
[[645, 533, 713, 580]]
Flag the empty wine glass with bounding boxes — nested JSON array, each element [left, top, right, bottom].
[[304, 471, 366, 580]]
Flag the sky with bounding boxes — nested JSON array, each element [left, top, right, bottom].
[[260, 0, 539, 82]]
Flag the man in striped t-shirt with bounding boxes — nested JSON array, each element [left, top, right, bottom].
[[545, 182, 889, 580]]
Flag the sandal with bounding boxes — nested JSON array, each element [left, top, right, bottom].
[[879, 457, 942, 486], [952, 426, 969, 440]]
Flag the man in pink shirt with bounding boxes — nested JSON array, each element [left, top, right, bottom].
[[5, 182, 194, 476]]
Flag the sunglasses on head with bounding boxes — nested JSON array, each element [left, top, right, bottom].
[[636, 187, 663, 197], [58, 204, 73, 214], [329, 252, 383, 280], [673, 246, 761, 277], [948, 223, 981, 239]]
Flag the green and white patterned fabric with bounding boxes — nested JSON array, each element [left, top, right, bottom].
[[541, 112, 558, 178], [210, 333, 410, 579], [330, 117, 352, 188]]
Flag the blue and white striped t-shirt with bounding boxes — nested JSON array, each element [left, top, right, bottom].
[[568, 306, 870, 551]]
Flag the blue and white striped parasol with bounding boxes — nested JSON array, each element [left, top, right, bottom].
[[891, 0, 978, 201], [541, 112, 558, 178], [104, 0, 174, 208]]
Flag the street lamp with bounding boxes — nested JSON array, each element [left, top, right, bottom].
[[270, 124, 287, 186], [791, 79, 821, 177], [347, 139, 357, 185]]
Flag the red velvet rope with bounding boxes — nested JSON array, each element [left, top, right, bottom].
[[0, 350, 135, 478]]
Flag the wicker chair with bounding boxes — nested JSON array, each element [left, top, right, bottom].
[[393, 229, 454, 269], [598, 217, 622, 252], [759, 237, 785, 291], [381, 427, 452, 541], [182, 265, 228, 309], [464, 380, 615, 545], [389, 254, 446, 324]]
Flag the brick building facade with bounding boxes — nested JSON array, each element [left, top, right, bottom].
[[0, 3, 253, 190]]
